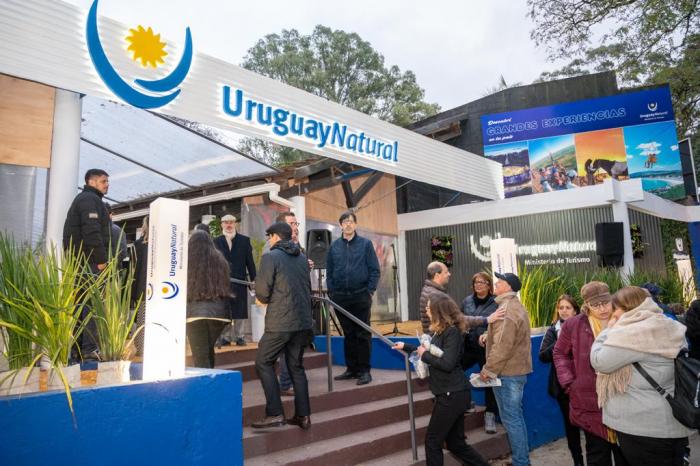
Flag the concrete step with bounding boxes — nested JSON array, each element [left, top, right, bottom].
[[245, 413, 510, 466], [217, 351, 327, 383], [244, 390, 436, 458], [186, 345, 258, 367], [242, 367, 430, 427], [359, 423, 511, 465]]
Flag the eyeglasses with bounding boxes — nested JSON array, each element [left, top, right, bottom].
[[341, 219, 356, 225], [588, 301, 609, 309], [473, 280, 489, 285], [288, 221, 300, 227]]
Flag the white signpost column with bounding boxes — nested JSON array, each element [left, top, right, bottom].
[[143, 198, 189, 381], [490, 238, 518, 280]]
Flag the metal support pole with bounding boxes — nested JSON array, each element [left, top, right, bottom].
[[325, 302, 333, 392], [405, 355, 417, 461]]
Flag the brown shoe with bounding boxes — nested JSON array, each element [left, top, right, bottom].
[[280, 388, 295, 397], [287, 415, 311, 430], [251, 415, 286, 428]]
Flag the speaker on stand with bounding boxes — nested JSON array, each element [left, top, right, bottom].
[[306, 229, 340, 335], [595, 222, 624, 267]]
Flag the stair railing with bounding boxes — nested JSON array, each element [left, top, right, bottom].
[[230, 278, 418, 461], [313, 295, 418, 462]]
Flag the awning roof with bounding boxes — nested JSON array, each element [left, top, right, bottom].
[[79, 95, 276, 204]]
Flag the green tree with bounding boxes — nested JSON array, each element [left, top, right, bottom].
[[529, 0, 699, 140], [239, 25, 440, 166]]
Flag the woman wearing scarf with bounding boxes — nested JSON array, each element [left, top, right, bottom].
[[591, 286, 692, 466], [538, 294, 584, 466], [553, 281, 627, 466]]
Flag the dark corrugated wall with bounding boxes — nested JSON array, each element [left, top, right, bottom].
[[628, 209, 666, 273], [405, 206, 618, 320]]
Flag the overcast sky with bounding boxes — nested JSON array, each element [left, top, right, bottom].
[[66, 0, 564, 112]]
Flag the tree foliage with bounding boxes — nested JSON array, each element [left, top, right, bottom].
[[529, 0, 699, 138], [238, 25, 440, 166]]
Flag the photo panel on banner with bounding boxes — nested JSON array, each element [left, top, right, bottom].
[[480, 86, 683, 200]]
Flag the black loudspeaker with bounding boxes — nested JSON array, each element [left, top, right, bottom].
[[306, 229, 332, 268], [679, 139, 698, 198], [595, 222, 624, 267]]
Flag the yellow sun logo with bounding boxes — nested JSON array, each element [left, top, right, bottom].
[[126, 25, 167, 68]]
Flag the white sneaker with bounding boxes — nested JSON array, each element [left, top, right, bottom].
[[484, 412, 497, 434]]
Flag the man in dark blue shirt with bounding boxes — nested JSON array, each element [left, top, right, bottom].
[[326, 211, 380, 385]]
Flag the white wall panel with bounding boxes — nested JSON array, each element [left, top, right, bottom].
[[0, 0, 503, 199]]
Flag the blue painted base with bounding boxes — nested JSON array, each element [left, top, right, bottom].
[[0, 368, 242, 466], [314, 333, 564, 449]]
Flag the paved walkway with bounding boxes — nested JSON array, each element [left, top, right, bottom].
[[490, 432, 700, 465]]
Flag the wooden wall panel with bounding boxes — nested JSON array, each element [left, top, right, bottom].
[[306, 174, 398, 236], [0, 74, 55, 168]]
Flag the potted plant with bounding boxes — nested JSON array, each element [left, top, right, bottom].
[[88, 255, 141, 385], [0, 235, 40, 395]]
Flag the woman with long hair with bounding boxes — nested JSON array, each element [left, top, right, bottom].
[[186, 230, 232, 368], [538, 294, 583, 466], [393, 293, 489, 466], [591, 286, 692, 465], [461, 271, 499, 433], [553, 281, 628, 466]]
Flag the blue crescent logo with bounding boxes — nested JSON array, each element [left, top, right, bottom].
[[146, 283, 154, 301], [647, 102, 658, 112], [161, 281, 180, 299], [86, 0, 193, 109]]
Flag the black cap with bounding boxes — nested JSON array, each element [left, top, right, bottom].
[[494, 272, 521, 292], [265, 222, 292, 239]]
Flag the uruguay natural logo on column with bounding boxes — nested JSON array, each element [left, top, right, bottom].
[[86, 0, 193, 109]]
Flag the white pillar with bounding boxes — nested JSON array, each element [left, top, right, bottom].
[[397, 230, 409, 321], [290, 195, 306, 249], [45, 90, 82, 255], [611, 201, 635, 277]]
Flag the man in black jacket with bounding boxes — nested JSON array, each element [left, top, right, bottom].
[[63, 168, 111, 271], [326, 211, 380, 386], [62, 168, 111, 359], [213, 214, 256, 346], [252, 222, 313, 429]]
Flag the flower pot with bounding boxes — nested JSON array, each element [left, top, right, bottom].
[[96, 360, 131, 386], [46, 364, 81, 391], [0, 367, 40, 396]]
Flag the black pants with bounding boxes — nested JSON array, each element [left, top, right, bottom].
[[617, 431, 688, 466], [333, 292, 372, 374], [584, 430, 628, 466], [255, 330, 311, 417], [556, 396, 583, 464], [461, 345, 498, 414], [425, 389, 489, 466], [187, 320, 227, 368]]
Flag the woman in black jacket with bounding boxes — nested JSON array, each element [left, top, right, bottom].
[[393, 294, 489, 466], [186, 230, 233, 368], [538, 294, 583, 466]]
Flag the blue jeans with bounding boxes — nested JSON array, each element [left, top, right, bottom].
[[493, 375, 530, 466]]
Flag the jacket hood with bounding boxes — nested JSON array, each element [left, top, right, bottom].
[[82, 184, 104, 198], [272, 239, 301, 256]]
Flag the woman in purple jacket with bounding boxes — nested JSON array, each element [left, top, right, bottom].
[[553, 282, 628, 466]]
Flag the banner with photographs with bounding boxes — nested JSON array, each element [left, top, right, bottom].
[[480, 86, 683, 200]]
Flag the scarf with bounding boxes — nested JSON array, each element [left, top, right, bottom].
[[596, 297, 687, 409], [223, 231, 236, 249]]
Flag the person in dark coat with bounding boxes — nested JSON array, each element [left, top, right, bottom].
[[538, 294, 584, 466], [553, 281, 628, 466], [460, 271, 499, 433], [130, 215, 149, 356], [393, 293, 489, 466], [186, 231, 232, 368], [685, 299, 700, 360], [252, 222, 313, 430], [326, 211, 381, 386], [104, 203, 127, 268], [213, 214, 256, 346], [62, 168, 111, 359], [419, 262, 451, 334], [62, 168, 111, 271]]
